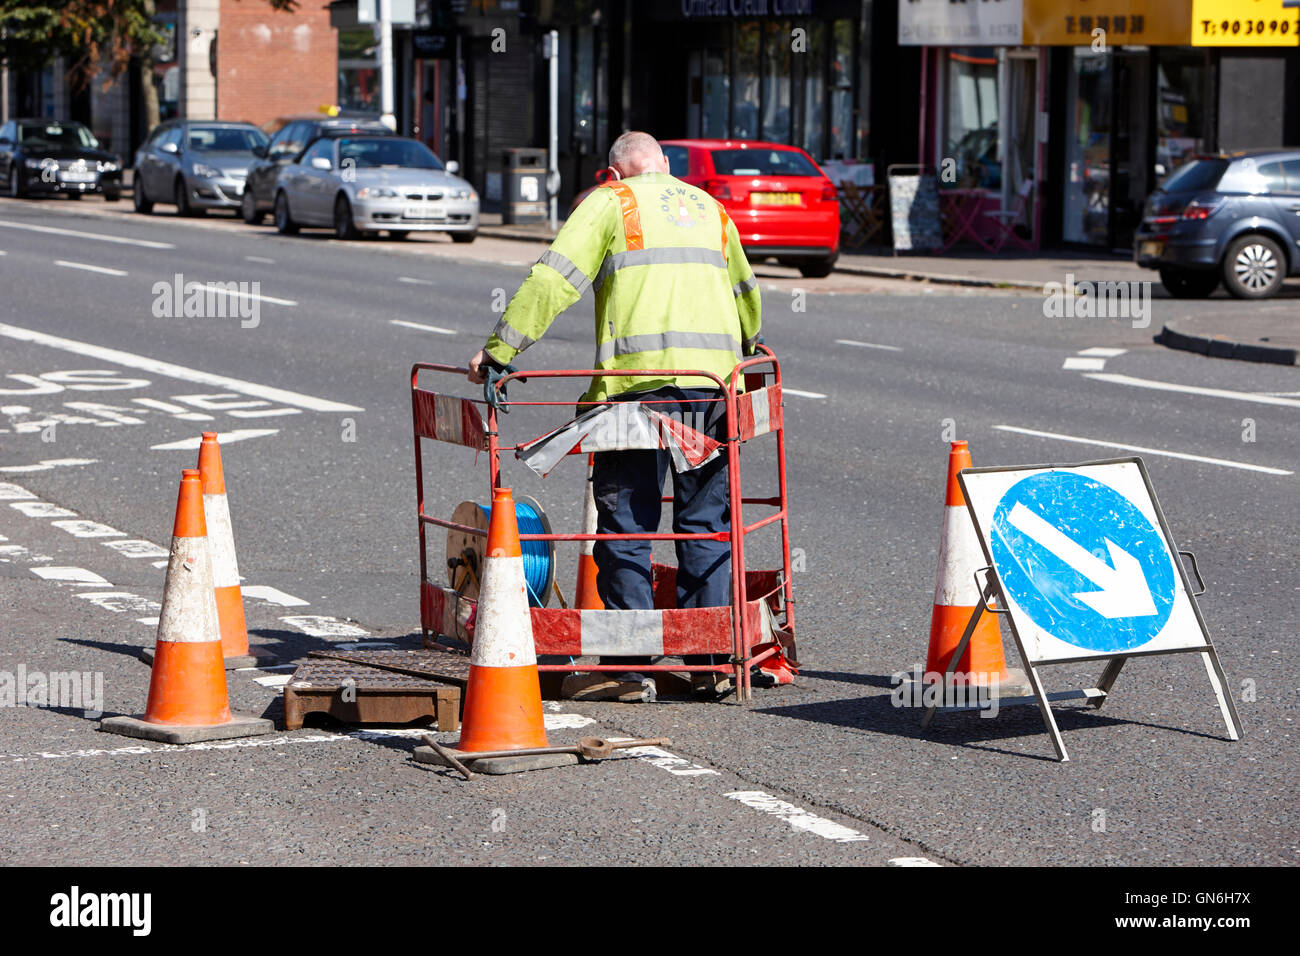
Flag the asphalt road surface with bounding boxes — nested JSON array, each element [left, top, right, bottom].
[[1, 197, 1296, 867]]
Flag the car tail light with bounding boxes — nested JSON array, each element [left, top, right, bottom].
[[821, 181, 838, 202], [703, 178, 732, 200], [1181, 198, 1223, 220]]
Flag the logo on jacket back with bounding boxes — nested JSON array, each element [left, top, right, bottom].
[[659, 186, 707, 228]]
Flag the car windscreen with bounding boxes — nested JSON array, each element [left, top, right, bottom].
[[710, 148, 820, 178], [187, 126, 267, 152], [338, 138, 444, 170], [1159, 158, 1227, 193], [18, 123, 98, 149]]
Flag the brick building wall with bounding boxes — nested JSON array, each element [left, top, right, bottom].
[[215, 0, 337, 127]]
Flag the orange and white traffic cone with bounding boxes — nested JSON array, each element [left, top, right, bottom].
[[101, 469, 273, 744], [451, 486, 550, 755], [197, 432, 266, 668], [925, 441, 1011, 688], [575, 455, 603, 611]]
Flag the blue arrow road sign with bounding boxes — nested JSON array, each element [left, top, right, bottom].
[[989, 472, 1177, 653]]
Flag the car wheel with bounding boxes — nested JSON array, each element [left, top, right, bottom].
[[1158, 266, 1219, 299], [1222, 235, 1285, 299], [450, 230, 477, 244], [334, 195, 359, 240], [241, 190, 263, 225], [133, 175, 152, 213], [798, 255, 837, 279], [175, 176, 203, 216], [388, 230, 410, 241], [7, 167, 23, 199], [274, 192, 299, 235]]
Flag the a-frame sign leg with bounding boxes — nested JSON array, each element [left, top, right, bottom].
[[920, 594, 987, 731], [1020, 659, 1070, 762], [1090, 656, 1128, 710], [1201, 648, 1244, 741]]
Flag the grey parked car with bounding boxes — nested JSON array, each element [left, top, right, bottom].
[[133, 120, 268, 216], [273, 135, 478, 241]]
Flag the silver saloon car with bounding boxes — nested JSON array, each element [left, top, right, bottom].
[[273, 136, 478, 241], [133, 120, 267, 216]]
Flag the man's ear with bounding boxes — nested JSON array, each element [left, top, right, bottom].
[[608, 166, 622, 180]]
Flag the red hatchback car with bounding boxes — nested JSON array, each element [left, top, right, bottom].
[[660, 139, 840, 277]]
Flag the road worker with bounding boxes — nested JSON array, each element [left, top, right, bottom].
[[467, 130, 762, 700]]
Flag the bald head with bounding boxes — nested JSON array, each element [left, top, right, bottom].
[[608, 131, 668, 178]]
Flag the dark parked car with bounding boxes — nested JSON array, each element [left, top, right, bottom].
[[0, 118, 122, 200], [1134, 150, 1300, 299], [241, 114, 395, 224], [133, 120, 267, 216]]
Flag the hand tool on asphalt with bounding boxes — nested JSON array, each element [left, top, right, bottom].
[[421, 735, 672, 780]]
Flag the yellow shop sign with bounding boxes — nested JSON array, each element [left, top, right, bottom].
[[1191, 0, 1300, 45], [1022, 0, 1195, 45]]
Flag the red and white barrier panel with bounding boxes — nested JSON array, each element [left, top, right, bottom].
[[736, 384, 781, 442], [413, 389, 486, 450]]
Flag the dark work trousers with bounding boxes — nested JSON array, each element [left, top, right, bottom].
[[591, 386, 731, 667]]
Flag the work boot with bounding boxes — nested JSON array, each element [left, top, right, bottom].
[[691, 672, 733, 700], [562, 672, 656, 703]]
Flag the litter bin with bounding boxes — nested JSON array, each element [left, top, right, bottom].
[[502, 148, 548, 224]]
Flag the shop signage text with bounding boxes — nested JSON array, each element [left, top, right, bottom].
[[898, 0, 1022, 47], [1191, 0, 1300, 45], [680, 0, 817, 18]]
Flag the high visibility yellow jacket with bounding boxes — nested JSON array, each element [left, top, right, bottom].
[[483, 171, 762, 403]]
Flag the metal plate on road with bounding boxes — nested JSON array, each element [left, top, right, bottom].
[[960, 458, 1209, 665]]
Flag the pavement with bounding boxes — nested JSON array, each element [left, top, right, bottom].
[[0, 194, 1296, 867], [476, 212, 1299, 365]]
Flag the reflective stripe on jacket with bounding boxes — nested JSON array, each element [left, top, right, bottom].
[[483, 171, 762, 402]]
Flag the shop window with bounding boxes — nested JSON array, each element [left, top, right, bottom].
[[943, 48, 1000, 189], [1156, 51, 1208, 180], [733, 22, 760, 139], [801, 22, 825, 159], [702, 50, 729, 138], [574, 26, 595, 156], [1063, 49, 1112, 245], [761, 20, 791, 143], [338, 27, 379, 112], [829, 20, 853, 159]]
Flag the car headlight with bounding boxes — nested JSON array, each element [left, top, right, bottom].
[[356, 186, 399, 199], [26, 158, 57, 170], [191, 163, 222, 179], [97, 161, 119, 172], [448, 188, 474, 200]]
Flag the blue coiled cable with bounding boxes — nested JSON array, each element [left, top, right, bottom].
[[477, 500, 552, 608]]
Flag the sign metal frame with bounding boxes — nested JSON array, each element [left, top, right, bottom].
[[922, 456, 1243, 761]]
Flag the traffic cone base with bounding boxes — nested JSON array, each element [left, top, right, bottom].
[[101, 468, 272, 744], [450, 487, 551, 759]]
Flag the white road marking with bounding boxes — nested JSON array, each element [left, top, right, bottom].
[[0, 323, 363, 412], [280, 615, 369, 638], [606, 739, 718, 776], [1085, 372, 1300, 409], [1078, 347, 1127, 358], [397, 276, 434, 285], [888, 857, 941, 867], [151, 428, 278, 450], [253, 673, 293, 689], [725, 791, 872, 843], [0, 218, 174, 249], [1063, 357, 1107, 371], [0, 458, 97, 473], [50, 520, 125, 538], [10, 501, 76, 518], [54, 260, 128, 277], [241, 585, 309, 607], [30, 566, 112, 586], [245, 256, 276, 264], [131, 397, 214, 421], [993, 425, 1293, 476], [783, 388, 828, 399], [136, 617, 159, 626], [76, 592, 160, 614], [0, 482, 37, 500], [102, 539, 169, 559], [195, 283, 297, 307], [1, 733, 349, 763], [836, 338, 903, 352], [391, 319, 456, 335]]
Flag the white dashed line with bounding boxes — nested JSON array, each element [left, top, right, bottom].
[[607, 739, 719, 776], [0, 459, 97, 474], [1084, 372, 1300, 409], [54, 260, 129, 277], [193, 283, 297, 307], [0, 218, 174, 249], [0, 483, 37, 500], [391, 319, 456, 335], [29, 567, 112, 586], [836, 339, 903, 352], [397, 276, 434, 285], [245, 256, 276, 264], [888, 857, 941, 867], [101, 539, 169, 559], [10, 501, 76, 518], [1078, 347, 1128, 357], [50, 520, 125, 538], [1063, 357, 1107, 371], [0, 323, 363, 412], [783, 388, 828, 399], [280, 615, 369, 638], [994, 425, 1293, 476], [724, 790, 871, 843], [242, 585, 309, 607]]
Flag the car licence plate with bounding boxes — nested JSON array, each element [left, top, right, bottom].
[[59, 172, 97, 183], [751, 192, 801, 206], [1139, 240, 1164, 258], [404, 204, 446, 220]]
